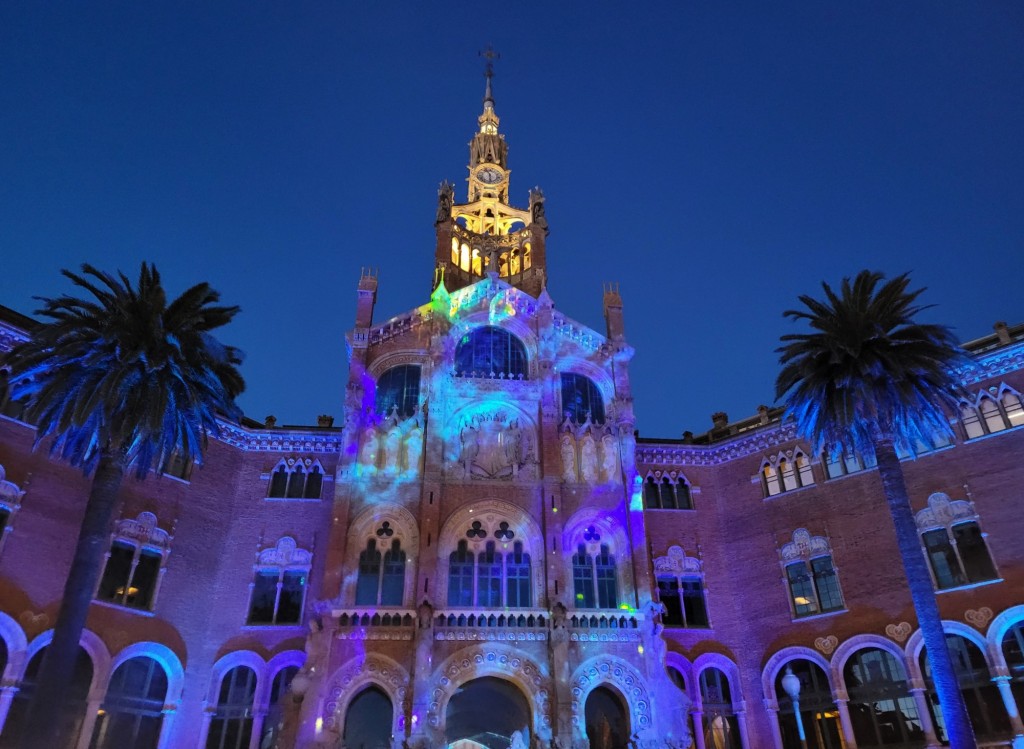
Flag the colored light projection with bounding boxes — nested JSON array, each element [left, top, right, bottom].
[[316, 272, 689, 749]]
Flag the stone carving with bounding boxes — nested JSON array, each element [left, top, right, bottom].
[[813, 635, 838, 655], [964, 607, 993, 629], [529, 187, 548, 232], [652, 546, 701, 576], [455, 411, 536, 480], [19, 610, 49, 632], [915, 492, 977, 530], [600, 433, 619, 483], [561, 435, 577, 483], [779, 528, 831, 562], [258, 536, 313, 568], [358, 429, 380, 471], [357, 408, 425, 477], [323, 654, 410, 731], [885, 621, 912, 643], [579, 434, 598, 483], [0, 463, 25, 505], [570, 658, 653, 733], [113, 511, 171, 549], [383, 429, 402, 472], [436, 181, 454, 225]]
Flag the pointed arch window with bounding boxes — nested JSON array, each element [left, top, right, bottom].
[[454, 326, 528, 379], [446, 534, 532, 609], [505, 542, 531, 608], [267, 459, 324, 500], [560, 373, 605, 424], [762, 451, 815, 497], [572, 542, 618, 610], [961, 386, 1024, 439], [448, 540, 475, 607], [376, 365, 421, 419], [477, 541, 502, 607], [643, 473, 693, 510]]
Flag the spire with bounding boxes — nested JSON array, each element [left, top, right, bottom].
[[480, 45, 499, 112]]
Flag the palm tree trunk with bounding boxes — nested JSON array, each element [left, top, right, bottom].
[[873, 437, 977, 749], [19, 451, 125, 749]]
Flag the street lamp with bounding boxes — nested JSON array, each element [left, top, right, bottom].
[[781, 665, 808, 749]]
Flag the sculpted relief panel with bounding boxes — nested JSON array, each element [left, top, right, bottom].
[[449, 409, 539, 481]]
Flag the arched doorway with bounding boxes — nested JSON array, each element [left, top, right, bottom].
[[445, 676, 531, 749], [585, 686, 630, 749], [342, 686, 393, 749]]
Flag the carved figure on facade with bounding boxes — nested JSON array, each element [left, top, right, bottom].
[[529, 187, 548, 232], [453, 410, 537, 480], [356, 407, 425, 478], [436, 181, 454, 225], [561, 434, 578, 483], [599, 432, 619, 483]]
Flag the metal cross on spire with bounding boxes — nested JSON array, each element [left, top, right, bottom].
[[479, 45, 499, 105]]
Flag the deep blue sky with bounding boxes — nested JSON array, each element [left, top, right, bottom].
[[2, 3, 1021, 438]]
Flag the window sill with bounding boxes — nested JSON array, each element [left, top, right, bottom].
[[645, 507, 697, 512], [93, 599, 156, 617], [242, 622, 305, 630], [763, 483, 818, 501], [791, 608, 847, 623], [159, 472, 191, 485], [963, 422, 1024, 444], [664, 623, 712, 630], [264, 496, 322, 503], [935, 578, 1002, 594]]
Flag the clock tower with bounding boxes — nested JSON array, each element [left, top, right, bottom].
[[433, 56, 548, 297]]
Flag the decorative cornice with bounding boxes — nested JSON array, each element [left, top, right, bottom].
[[0, 322, 29, 353], [961, 342, 1024, 385], [214, 421, 343, 453], [638, 421, 800, 467]]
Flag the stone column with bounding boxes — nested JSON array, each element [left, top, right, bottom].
[[833, 697, 857, 749], [908, 687, 940, 748], [763, 701, 784, 749], [155, 706, 177, 749], [735, 705, 751, 749], [992, 675, 1024, 749], [74, 698, 103, 749], [689, 710, 707, 749], [197, 709, 214, 749], [0, 685, 18, 734], [249, 708, 267, 749]]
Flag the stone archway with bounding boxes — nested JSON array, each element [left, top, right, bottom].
[[585, 685, 630, 749], [445, 676, 531, 749]]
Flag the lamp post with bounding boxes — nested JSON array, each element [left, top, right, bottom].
[[781, 666, 808, 749]]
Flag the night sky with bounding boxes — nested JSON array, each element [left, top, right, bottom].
[[1, 3, 1021, 438]]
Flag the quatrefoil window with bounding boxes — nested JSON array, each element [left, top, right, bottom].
[[494, 522, 515, 541], [376, 522, 394, 538], [583, 526, 601, 542], [466, 521, 487, 539]]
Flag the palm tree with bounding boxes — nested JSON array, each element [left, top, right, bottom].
[[2, 263, 244, 749], [775, 270, 977, 749]]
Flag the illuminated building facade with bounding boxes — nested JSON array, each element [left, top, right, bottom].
[[1, 70, 1024, 749]]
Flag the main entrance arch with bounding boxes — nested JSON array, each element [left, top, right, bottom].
[[445, 676, 531, 749]]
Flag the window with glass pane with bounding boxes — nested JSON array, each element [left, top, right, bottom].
[[787, 562, 819, 617], [560, 373, 605, 424], [811, 556, 844, 612], [961, 405, 984, 439], [658, 577, 683, 625], [268, 465, 288, 497], [595, 545, 618, 609], [699, 668, 742, 749], [277, 572, 305, 623], [448, 541, 475, 607], [97, 541, 162, 611], [781, 459, 798, 491], [681, 578, 709, 627], [953, 522, 997, 583], [644, 477, 661, 508], [774, 660, 842, 749], [677, 482, 693, 510], [796, 455, 814, 486], [454, 326, 528, 378], [207, 666, 256, 749], [506, 542, 531, 608], [763, 464, 781, 496], [572, 545, 596, 608], [304, 466, 323, 499], [981, 398, 1005, 433], [844, 648, 922, 748], [355, 540, 381, 605], [660, 478, 677, 509], [1003, 391, 1024, 426], [90, 656, 167, 749], [4, 646, 93, 746], [380, 540, 405, 606], [261, 666, 298, 749], [248, 571, 279, 624], [247, 568, 305, 625], [920, 635, 1009, 741], [477, 542, 502, 607], [376, 365, 421, 418], [286, 465, 305, 498], [922, 529, 964, 589]]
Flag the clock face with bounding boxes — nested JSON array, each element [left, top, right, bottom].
[[478, 167, 503, 185]]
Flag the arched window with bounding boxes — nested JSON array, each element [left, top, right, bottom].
[[774, 660, 842, 749], [572, 544, 596, 609], [506, 542, 531, 608], [454, 326, 528, 379], [381, 539, 406, 606], [448, 540, 475, 607], [477, 542, 502, 608], [376, 365, 421, 418], [560, 373, 605, 424], [90, 656, 168, 749], [699, 668, 742, 749], [97, 540, 163, 611], [843, 648, 922, 748], [643, 473, 693, 510], [267, 459, 324, 500], [762, 452, 815, 498], [1002, 621, 1024, 717], [585, 686, 630, 749], [644, 476, 661, 508], [260, 665, 298, 749], [206, 665, 257, 749], [4, 645, 93, 745], [780, 531, 844, 619], [343, 686, 393, 749], [961, 386, 1024, 439], [920, 634, 1009, 740], [355, 540, 382, 606]]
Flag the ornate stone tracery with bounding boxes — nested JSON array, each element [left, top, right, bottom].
[[569, 656, 654, 738], [914, 492, 977, 531], [322, 653, 411, 733]]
